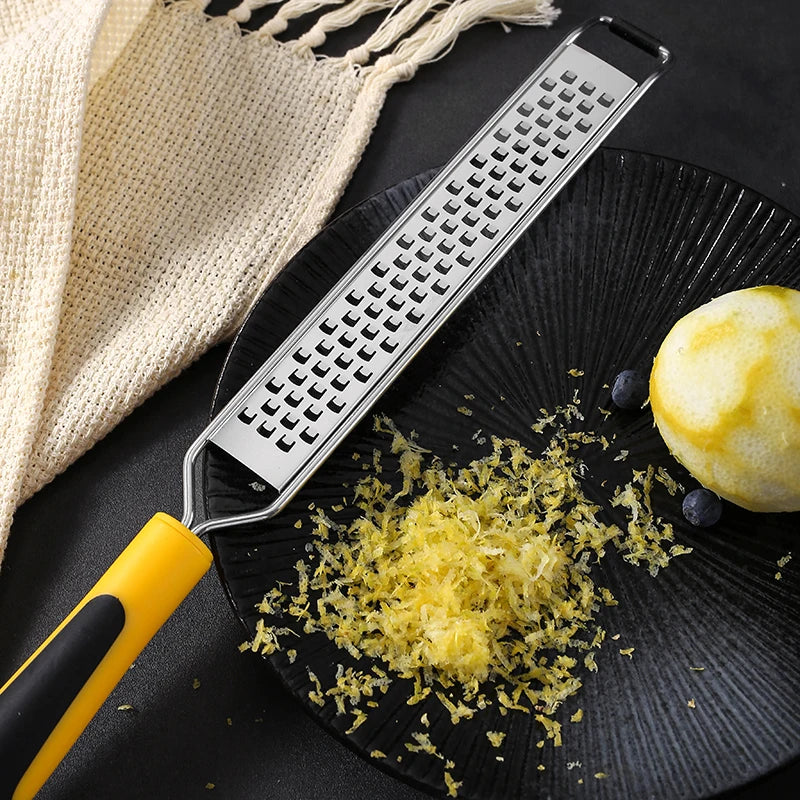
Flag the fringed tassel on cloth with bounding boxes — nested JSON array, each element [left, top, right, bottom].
[[368, 0, 560, 79], [291, 0, 400, 56]]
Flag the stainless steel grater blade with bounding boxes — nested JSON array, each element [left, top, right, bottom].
[[183, 15, 673, 535]]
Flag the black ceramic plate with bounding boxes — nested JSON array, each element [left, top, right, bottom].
[[206, 150, 800, 800]]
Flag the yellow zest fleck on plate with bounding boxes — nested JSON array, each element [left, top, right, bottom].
[[486, 731, 506, 747]]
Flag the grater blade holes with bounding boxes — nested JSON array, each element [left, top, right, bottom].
[[275, 436, 294, 453], [238, 408, 256, 424], [456, 251, 474, 267], [465, 192, 481, 207], [260, 398, 278, 415], [293, 348, 311, 364], [256, 422, 274, 438], [386, 295, 405, 312], [284, 393, 302, 409], [443, 200, 460, 214], [299, 428, 318, 445], [304, 406, 322, 422], [368, 263, 387, 278]]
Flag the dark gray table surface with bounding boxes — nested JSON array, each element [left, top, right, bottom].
[[1, 0, 798, 797]]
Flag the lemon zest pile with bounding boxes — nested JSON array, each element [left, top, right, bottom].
[[246, 411, 691, 794]]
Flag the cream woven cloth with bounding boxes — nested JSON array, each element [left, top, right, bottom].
[[0, 0, 558, 568]]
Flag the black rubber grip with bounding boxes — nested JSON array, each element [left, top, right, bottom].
[[0, 595, 125, 799], [608, 18, 664, 58]]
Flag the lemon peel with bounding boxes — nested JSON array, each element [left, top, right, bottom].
[[651, 286, 800, 512]]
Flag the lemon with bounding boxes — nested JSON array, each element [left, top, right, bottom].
[[650, 285, 800, 513]]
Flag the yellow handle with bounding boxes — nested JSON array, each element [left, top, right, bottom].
[[0, 513, 212, 800]]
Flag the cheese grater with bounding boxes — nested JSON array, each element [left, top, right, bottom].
[[0, 17, 671, 800], [185, 15, 673, 534]]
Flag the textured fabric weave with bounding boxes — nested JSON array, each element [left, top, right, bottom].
[[0, 0, 558, 568]]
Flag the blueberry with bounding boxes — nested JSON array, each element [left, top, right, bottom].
[[611, 369, 649, 410], [682, 488, 723, 527]]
